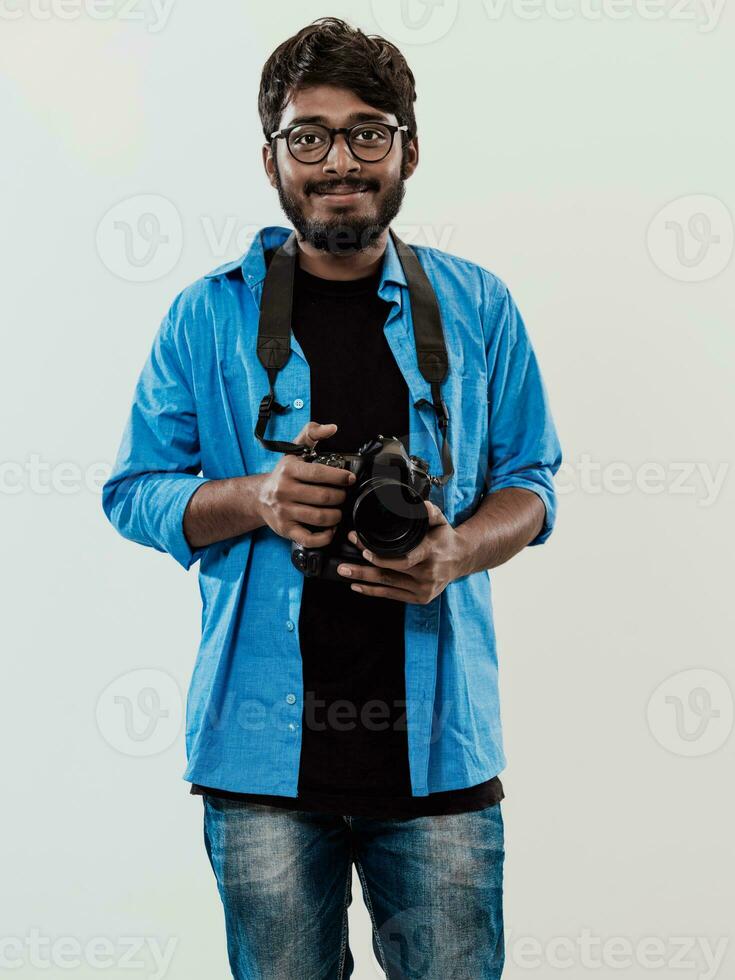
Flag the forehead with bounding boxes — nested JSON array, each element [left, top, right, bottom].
[[279, 84, 397, 128]]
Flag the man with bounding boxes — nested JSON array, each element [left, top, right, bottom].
[[103, 16, 561, 980]]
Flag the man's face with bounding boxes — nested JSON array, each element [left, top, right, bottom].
[[263, 84, 418, 254]]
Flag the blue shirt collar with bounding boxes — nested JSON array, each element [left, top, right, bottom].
[[236, 225, 409, 293]]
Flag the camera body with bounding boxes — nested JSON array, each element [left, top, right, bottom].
[[290, 434, 432, 581]]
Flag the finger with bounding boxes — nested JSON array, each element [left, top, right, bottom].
[[289, 482, 348, 508], [336, 563, 414, 588], [289, 504, 343, 528], [290, 458, 356, 488], [347, 531, 427, 570], [348, 581, 419, 602], [293, 421, 338, 448], [362, 548, 425, 572], [347, 529, 370, 552], [287, 522, 337, 549]]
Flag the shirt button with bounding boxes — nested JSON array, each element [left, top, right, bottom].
[[288, 722, 298, 731], [286, 620, 294, 631], [286, 693, 296, 704], [293, 398, 304, 409]]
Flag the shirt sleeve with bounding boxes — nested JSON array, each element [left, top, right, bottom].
[[101, 310, 211, 570], [484, 282, 562, 546]]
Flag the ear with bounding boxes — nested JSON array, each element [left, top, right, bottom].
[[262, 143, 277, 188], [402, 133, 419, 180]]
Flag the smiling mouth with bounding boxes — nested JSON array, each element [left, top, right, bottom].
[[316, 187, 371, 196]]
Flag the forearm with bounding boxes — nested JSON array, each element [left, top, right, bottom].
[[453, 486, 546, 577], [183, 474, 268, 549]]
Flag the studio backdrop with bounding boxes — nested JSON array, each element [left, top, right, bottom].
[[2, 2, 733, 979]]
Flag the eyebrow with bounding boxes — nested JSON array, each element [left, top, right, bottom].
[[285, 111, 393, 128]]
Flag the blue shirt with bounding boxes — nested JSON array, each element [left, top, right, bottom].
[[102, 225, 562, 797]]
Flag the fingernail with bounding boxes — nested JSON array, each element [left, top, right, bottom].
[[337, 565, 352, 577], [363, 550, 373, 562]]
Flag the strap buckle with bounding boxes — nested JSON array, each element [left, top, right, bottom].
[[435, 397, 449, 431], [258, 393, 274, 420]]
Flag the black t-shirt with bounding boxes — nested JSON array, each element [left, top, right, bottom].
[[190, 250, 504, 818]]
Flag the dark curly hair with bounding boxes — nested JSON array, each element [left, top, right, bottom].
[[258, 17, 417, 150]]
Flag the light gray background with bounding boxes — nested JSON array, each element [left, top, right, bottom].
[[2, 1, 733, 978]]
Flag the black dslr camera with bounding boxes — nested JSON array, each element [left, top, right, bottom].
[[290, 434, 432, 581]]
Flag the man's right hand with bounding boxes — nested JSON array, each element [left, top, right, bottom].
[[256, 421, 356, 548]]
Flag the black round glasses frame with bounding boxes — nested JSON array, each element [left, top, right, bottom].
[[269, 121, 409, 164]]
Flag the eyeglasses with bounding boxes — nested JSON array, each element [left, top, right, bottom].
[[270, 120, 409, 164]]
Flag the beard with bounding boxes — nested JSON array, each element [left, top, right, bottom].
[[273, 158, 407, 255]]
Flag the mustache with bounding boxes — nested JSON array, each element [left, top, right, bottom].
[[306, 178, 380, 195]]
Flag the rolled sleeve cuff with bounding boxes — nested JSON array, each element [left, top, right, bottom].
[[488, 475, 557, 547], [162, 475, 213, 570]]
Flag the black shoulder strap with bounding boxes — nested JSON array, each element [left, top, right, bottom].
[[254, 229, 454, 484], [388, 231, 453, 485], [253, 232, 301, 454]]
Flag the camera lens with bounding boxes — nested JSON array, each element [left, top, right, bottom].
[[352, 479, 429, 556]]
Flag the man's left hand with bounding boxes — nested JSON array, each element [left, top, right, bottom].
[[336, 500, 468, 604]]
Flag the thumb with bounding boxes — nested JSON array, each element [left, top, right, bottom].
[[425, 499, 448, 526], [294, 420, 338, 448]]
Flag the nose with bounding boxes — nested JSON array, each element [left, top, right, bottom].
[[322, 132, 361, 178]]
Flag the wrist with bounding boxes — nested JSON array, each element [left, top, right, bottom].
[[235, 473, 268, 533], [451, 523, 477, 580]]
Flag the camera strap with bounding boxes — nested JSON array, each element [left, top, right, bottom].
[[254, 228, 454, 485]]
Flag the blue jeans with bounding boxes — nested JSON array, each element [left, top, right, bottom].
[[202, 795, 505, 979]]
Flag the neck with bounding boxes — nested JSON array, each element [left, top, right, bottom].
[[295, 228, 389, 281]]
